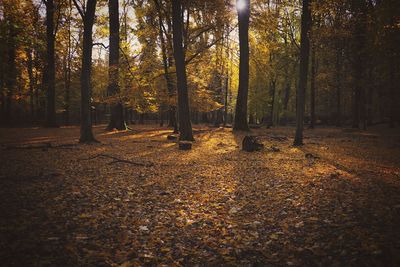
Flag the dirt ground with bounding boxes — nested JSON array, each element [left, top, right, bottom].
[[1, 124, 400, 266]]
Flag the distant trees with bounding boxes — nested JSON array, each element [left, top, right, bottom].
[[171, 0, 194, 141], [234, 0, 250, 131]]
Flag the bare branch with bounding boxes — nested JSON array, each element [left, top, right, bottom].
[[92, 42, 109, 49], [72, 0, 84, 18], [79, 154, 154, 167], [185, 23, 238, 65]]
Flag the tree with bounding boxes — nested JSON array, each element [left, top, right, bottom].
[[234, 0, 250, 131], [350, 0, 367, 129], [63, 0, 73, 125], [43, 0, 57, 127], [2, 0, 17, 124], [310, 45, 316, 129], [73, 0, 97, 142], [155, 0, 178, 132], [106, 0, 127, 131], [171, 0, 194, 141], [293, 0, 311, 146]]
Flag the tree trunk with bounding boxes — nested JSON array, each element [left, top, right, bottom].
[[45, 0, 57, 127], [269, 79, 276, 127], [293, 0, 311, 146], [78, 0, 97, 143], [64, 0, 72, 126], [310, 46, 316, 129], [106, 0, 126, 131], [26, 49, 35, 120], [5, 18, 16, 124], [223, 76, 229, 126], [171, 0, 194, 141], [34, 49, 40, 119], [214, 108, 223, 127], [234, 0, 250, 131], [64, 54, 71, 126], [351, 2, 367, 129], [335, 46, 342, 127], [158, 9, 178, 132], [0, 46, 4, 122], [389, 59, 396, 128]]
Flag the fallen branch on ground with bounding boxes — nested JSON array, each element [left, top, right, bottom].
[[5, 143, 78, 150], [79, 154, 153, 167]]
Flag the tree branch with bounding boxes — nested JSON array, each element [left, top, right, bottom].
[[72, 0, 84, 19], [92, 42, 109, 49], [79, 154, 154, 167]]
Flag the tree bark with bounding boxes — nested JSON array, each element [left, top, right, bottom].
[[351, 2, 367, 129], [171, 0, 194, 141], [310, 46, 316, 129], [293, 0, 311, 146], [335, 46, 342, 127], [5, 17, 16, 124], [64, 3, 72, 126], [0, 43, 4, 122], [106, 0, 127, 131], [45, 0, 57, 127], [75, 0, 97, 142], [26, 49, 35, 119], [268, 79, 276, 127], [389, 58, 396, 128], [223, 76, 229, 126], [233, 0, 250, 131], [157, 8, 178, 132]]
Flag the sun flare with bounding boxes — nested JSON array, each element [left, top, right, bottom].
[[236, 0, 247, 11]]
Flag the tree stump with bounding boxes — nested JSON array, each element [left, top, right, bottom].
[[179, 141, 192, 150], [242, 136, 264, 152]]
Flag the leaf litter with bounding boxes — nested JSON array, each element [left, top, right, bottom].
[[0, 125, 400, 266]]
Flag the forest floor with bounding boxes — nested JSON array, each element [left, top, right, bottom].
[[1, 124, 400, 266]]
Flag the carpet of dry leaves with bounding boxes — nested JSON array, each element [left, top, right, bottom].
[[1, 124, 400, 266]]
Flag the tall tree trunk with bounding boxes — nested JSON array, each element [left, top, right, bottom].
[[166, 17, 178, 132], [351, 2, 367, 129], [268, 79, 276, 127], [335, 46, 342, 127], [233, 0, 250, 131], [157, 8, 178, 132], [76, 0, 97, 142], [0, 40, 4, 122], [389, 59, 396, 128], [293, 0, 311, 146], [63, 50, 72, 126], [5, 18, 16, 124], [388, 13, 398, 128], [310, 46, 316, 129], [26, 49, 35, 119], [34, 48, 40, 119], [64, 3, 72, 126], [223, 76, 229, 126], [171, 0, 194, 141], [106, 0, 127, 131], [45, 0, 57, 127]]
